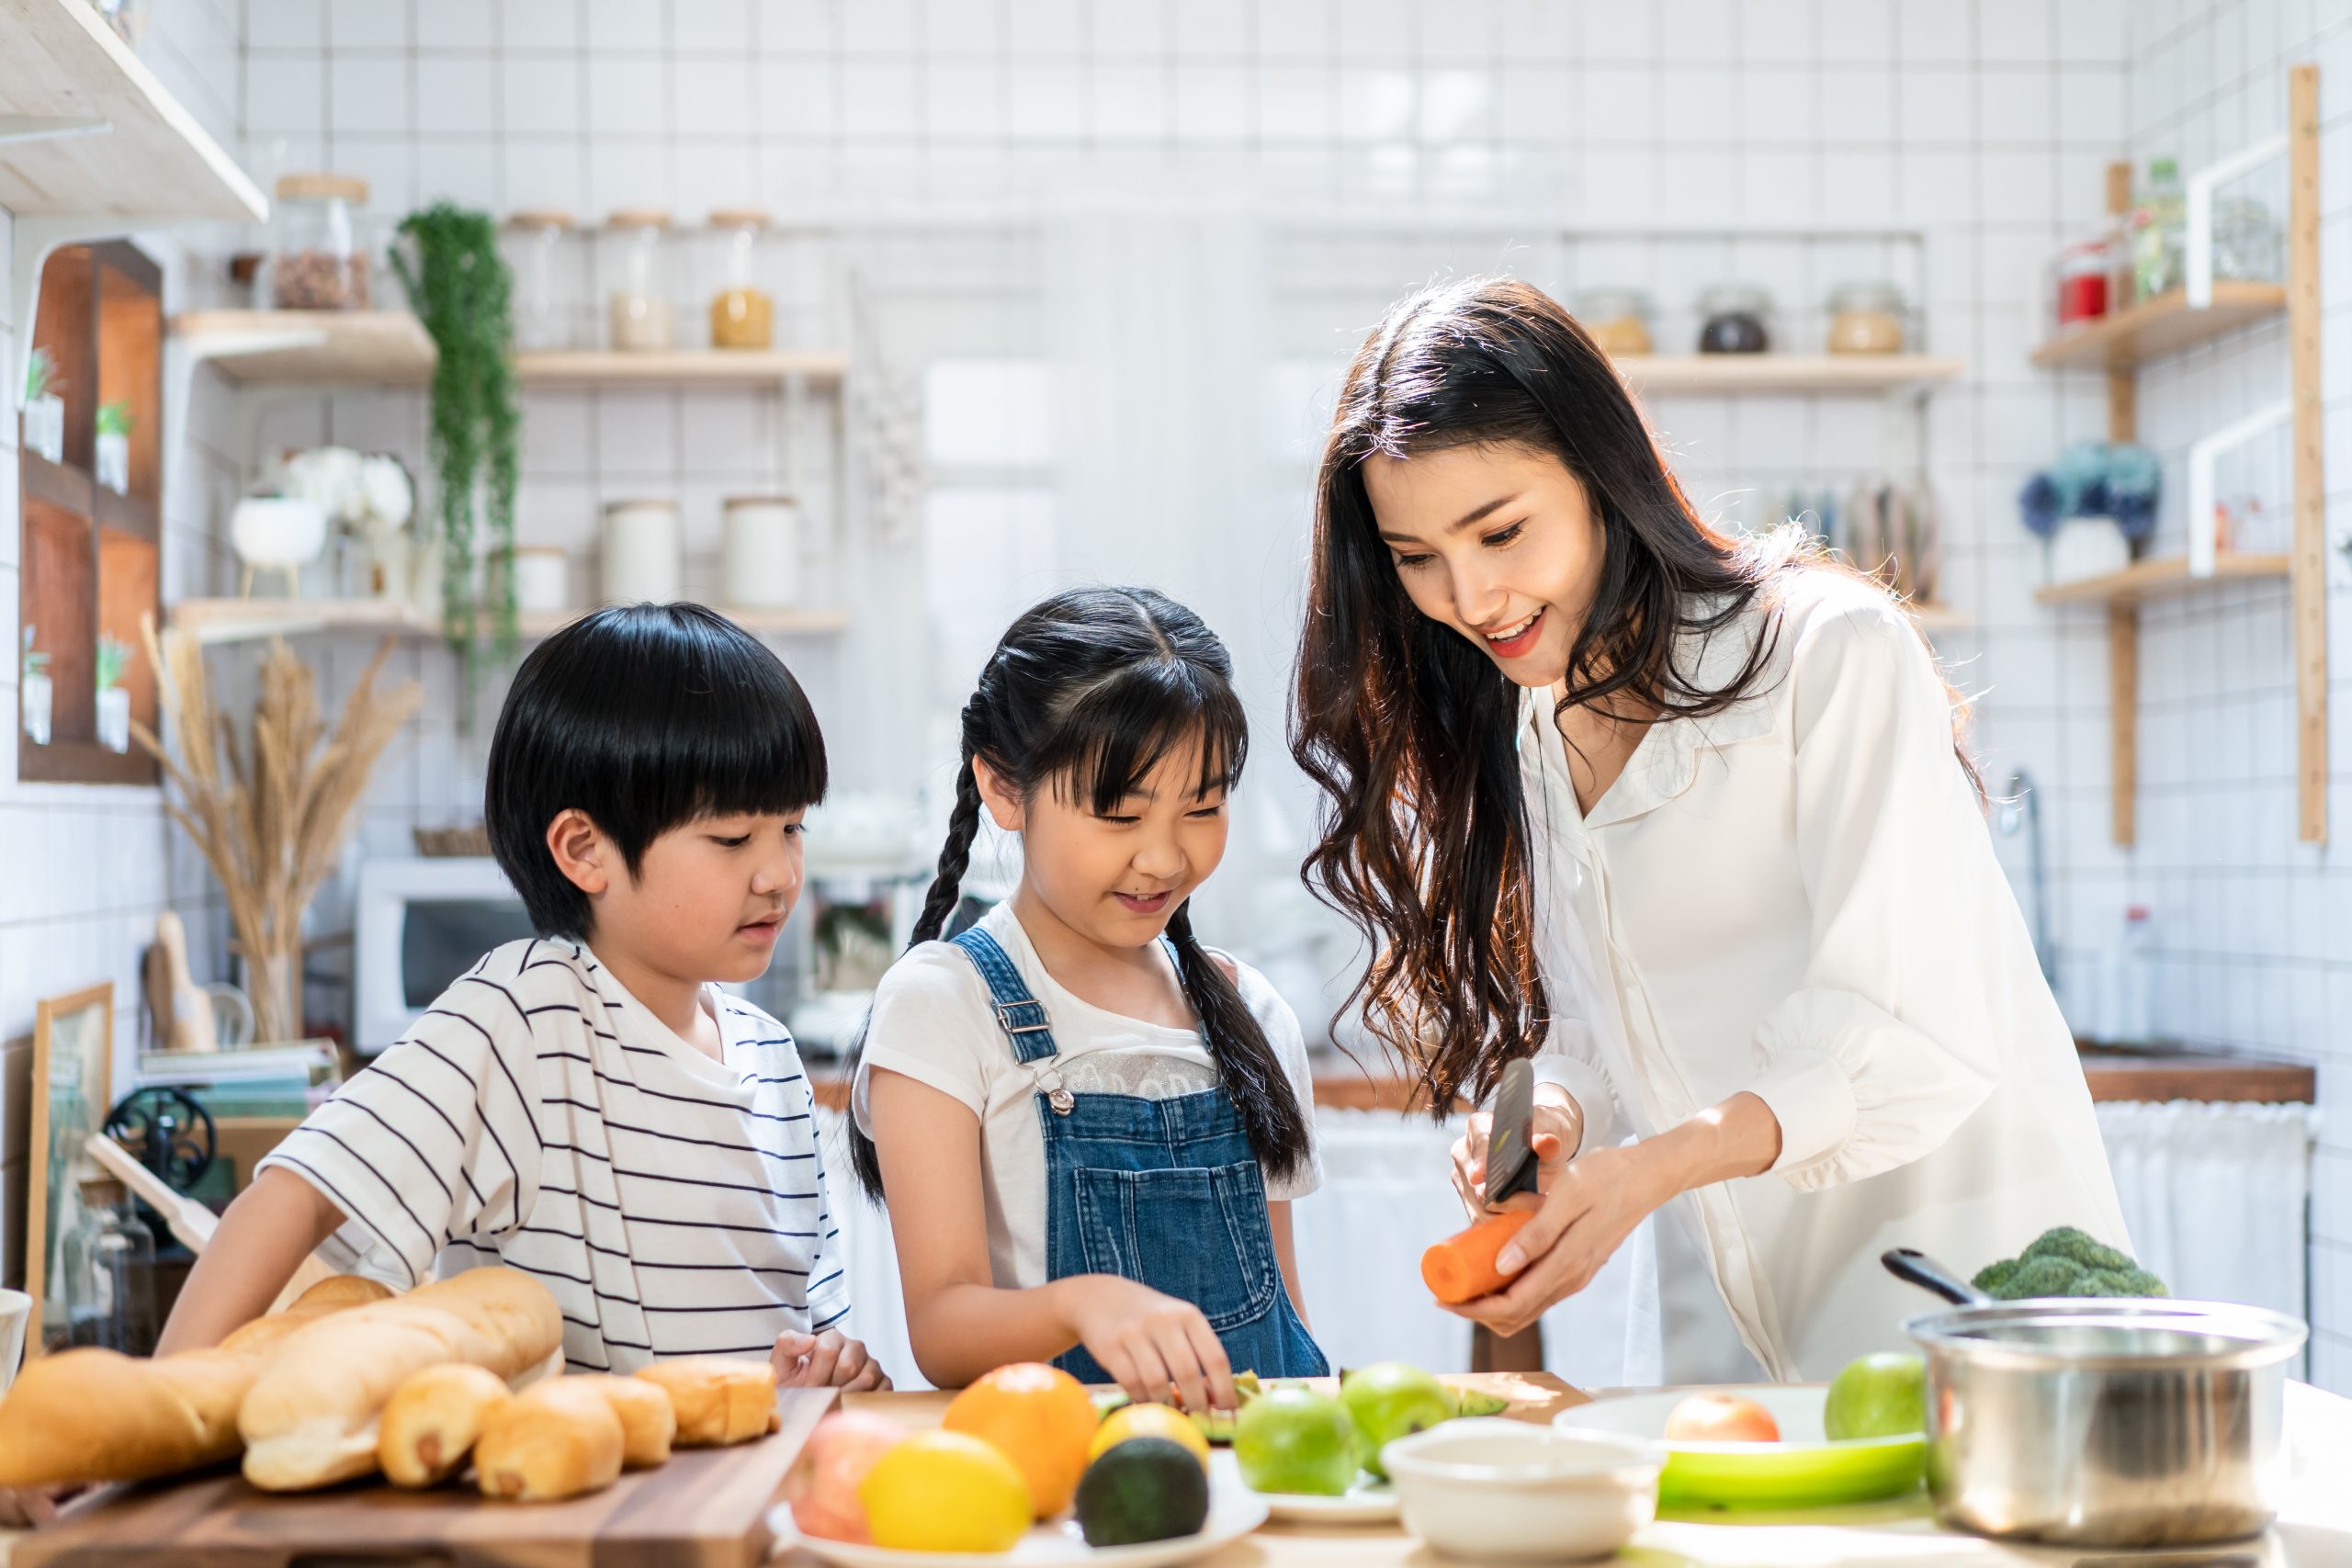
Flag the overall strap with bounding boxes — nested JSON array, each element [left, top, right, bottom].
[[949, 928, 1059, 1064]]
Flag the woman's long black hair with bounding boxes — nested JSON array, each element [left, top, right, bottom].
[[848, 585, 1313, 1199], [1290, 276, 1974, 1115]]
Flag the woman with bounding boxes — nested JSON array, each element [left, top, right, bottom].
[[1290, 277, 2127, 1382]]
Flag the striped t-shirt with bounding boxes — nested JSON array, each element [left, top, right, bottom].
[[258, 936, 847, 1372]]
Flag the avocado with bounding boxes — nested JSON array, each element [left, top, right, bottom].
[[1075, 1437, 1211, 1547], [1447, 1385, 1510, 1418]]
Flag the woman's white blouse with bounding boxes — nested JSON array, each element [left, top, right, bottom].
[[1521, 570, 2130, 1382]]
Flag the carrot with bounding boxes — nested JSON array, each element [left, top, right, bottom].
[[1420, 1209, 1537, 1304]]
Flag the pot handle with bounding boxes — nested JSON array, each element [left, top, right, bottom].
[[1881, 1247, 1993, 1307]]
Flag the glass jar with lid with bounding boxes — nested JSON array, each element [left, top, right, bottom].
[[502, 210, 582, 352], [707, 209, 775, 350], [54, 1178, 158, 1354], [601, 210, 675, 353], [1824, 282, 1908, 354], [1696, 284, 1772, 354], [1574, 287, 1655, 356], [270, 172, 370, 310]]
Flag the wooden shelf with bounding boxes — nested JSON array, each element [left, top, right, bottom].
[[2033, 553, 2292, 606], [1618, 354, 1963, 394], [1908, 601, 1971, 632], [169, 598, 850, 647], [2030, 283, 2289, 370], [170, 313, 851, 389], [0, 0, 263, 221]]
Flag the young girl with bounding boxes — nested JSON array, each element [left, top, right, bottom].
[[853, 586, 1325, 1407]]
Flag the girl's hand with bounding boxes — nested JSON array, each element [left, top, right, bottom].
[[1441, 1142, 1663, 1338], [1056, 1276, 1236, 1414], [0, 1483, 74, 1529], [1450, 1098, 1579, 1215], [773, 1329, 893, 1393]]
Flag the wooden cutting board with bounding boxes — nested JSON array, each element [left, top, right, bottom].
[[15, 1388, 837, 1568]]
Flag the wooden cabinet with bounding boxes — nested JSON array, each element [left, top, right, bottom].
[[17, 240, 161, 785]]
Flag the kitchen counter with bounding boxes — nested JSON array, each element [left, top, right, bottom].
[[804, 1043, 2316, 1113], [775, 1373, 2352, 1568]]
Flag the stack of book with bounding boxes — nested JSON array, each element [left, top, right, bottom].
[[134, 1040, 342, 1119]]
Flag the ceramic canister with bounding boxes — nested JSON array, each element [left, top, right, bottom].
[[601, 499, 682, 604], [512, 546, 571, 615], [720, 494, 800, 608]]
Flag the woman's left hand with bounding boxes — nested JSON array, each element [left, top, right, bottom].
[[1440, 1143, 1664, 1338]]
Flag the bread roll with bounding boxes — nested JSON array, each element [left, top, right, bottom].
[[378, 1363, 514, 1487], [632, 1359, 778, 1447], [571, 1374, 676, 1468], [474, 1379, 626, 1502], [0, 1275, 392, 1486], [241, 1267, 563, 1492]]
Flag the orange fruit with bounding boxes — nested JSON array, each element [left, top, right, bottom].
[[1089, 1403, 1211, 1469], [942, 1362, 1098, 1518]]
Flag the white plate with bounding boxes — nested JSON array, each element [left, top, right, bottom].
[[1209, 1451, 1398, 1523], [767, 1474, 1269, 1567]]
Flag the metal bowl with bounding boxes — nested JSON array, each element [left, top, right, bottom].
[[1904, 1298, 2306, 1547]]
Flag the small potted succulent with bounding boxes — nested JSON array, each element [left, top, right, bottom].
[[95, 635, 133, 754], [22, 347, 64, 463], [95, 399, 134, 493], [20, 627, 51, 746]]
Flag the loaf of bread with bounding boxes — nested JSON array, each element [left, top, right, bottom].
[[474, 1379, 625, 1502], [632, 1359, 778, 1448], [378, 1362, 514, 1487], [240, 1267, 563, 1492], [571, 1374, 677, 1469], [0, 1275, 393, 1486]]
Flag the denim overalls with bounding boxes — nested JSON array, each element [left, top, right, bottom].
[[950, 926, 1329, 1383]]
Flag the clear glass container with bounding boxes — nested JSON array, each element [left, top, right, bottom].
[[2056, 239, 2111, 325], [1574, 287, 1655, 356], [2128, 155, 2185, 302], [601, 210, 675, 353], [707, 208, 775, 350], [2212, 197, 2282, 282], [55, 1178, 158, 1355], [1825, 282, 1907, 354], [1696, 284, 1772, 354], [270, 172, 370, 310], [502, 209, 581, 352]]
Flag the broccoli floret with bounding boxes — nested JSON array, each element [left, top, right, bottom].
[[1972, 1257, 2024, 1295], [2019, 1226, 2135, 1273], [1993, 1256, 2087, 1300]]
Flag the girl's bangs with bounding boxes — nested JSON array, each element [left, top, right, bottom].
[[1047, 662, 1248, 816]]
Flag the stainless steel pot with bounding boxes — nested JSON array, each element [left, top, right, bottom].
[[1883, 1248, 2306, 1548]]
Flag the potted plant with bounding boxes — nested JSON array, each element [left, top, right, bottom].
[[95, 399, 133, 493], [22, 347, 64, 463], [390, 203, 519, 688], [20, 627, 51, 746], [95, 636, 132, 754]]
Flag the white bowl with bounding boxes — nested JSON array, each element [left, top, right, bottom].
[[1382, 1417, 1661, 1562]]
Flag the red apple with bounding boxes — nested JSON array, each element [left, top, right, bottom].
[[785, 1412, 907, 1542]]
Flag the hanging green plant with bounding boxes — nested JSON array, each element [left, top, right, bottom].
[[390, 202, 520, 689]]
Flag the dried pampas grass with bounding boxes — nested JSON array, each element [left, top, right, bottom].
[[133, 618, 422, 1043]]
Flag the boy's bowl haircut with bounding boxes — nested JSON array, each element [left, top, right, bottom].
[[484, 602, 829, 937]]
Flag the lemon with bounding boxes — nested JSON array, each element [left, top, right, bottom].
[[857, 1430, 1032, 1552], [1090, 1403, 1212, 1469]]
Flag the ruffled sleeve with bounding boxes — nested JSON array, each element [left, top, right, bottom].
[[1746, 602, 2003, 1192]]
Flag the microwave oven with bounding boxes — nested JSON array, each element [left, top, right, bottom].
[[353, 856, 537, 1055]]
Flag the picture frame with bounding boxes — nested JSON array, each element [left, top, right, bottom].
[[25, 982, 114, 1356]]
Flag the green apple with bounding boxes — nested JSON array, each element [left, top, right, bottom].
[[1823, 1353, 1927, 1440], [1233, 1387, 1360, 1495], [1340, 1362, 1457, 1481]]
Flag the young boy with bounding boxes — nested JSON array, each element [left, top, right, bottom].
[[158, 603, 887, 1390]]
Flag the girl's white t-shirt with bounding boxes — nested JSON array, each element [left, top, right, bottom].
[[853, 901, 1323, 1291]]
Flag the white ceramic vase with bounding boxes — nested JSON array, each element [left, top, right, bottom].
[[95, 432, 130, 494], [96, 686, 130, 754], [232, 496, 330, 598], [23, 395, 63, 463], [20, 671, 52, 746]]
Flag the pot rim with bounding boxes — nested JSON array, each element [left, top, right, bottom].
[[1905, 1297, 2307, 1371]]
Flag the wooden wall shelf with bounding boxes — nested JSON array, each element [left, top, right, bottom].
[[171, 312, 850, 389], [2030, 283, 2289, 370], [1618, 354, 1962, 394], [2032, 553, 2291, 606], [169, 598, 850, 647]]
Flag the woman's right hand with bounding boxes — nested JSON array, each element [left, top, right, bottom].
[[1056, 1275, 1236, 1415], [1451, 1094, 1581, 1216]]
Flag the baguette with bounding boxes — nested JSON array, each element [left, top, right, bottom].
[[474, 1379, 626, 1502], [632, 1358, 778, 1448], [571, 1374, 678, 1469], [240, 1267, 563, 1492], [0, 1275, 393, 1486], [377, 1363, 514, 1487]]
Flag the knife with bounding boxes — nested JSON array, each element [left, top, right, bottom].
[[1483, 1058, 1540, 1207]]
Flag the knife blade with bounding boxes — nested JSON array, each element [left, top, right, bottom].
[[1484, 1057, 1539, 1207]]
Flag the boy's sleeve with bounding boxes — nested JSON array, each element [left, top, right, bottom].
[[256, 1000, 544, 1287], [803, 1077, 853, 1334]]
